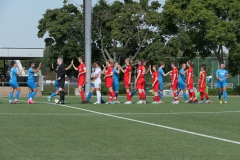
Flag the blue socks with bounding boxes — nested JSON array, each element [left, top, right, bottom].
[[218, 92, 222, 100], [159, 92, 163, 100], [50, 92, 57, 98], [9, 92, 13, 101], [131, 91, 137, 97], [31, 92, 37, 99], [86, 92, 93, 102], [115, 91, 118, 98], [223, 90, 228, 101], [183, 92, 188, 101], [16, 91, 20, 100], [28, 92, 32, 100]]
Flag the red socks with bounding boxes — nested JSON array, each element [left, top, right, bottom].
[[173, 91, 178, 101], [80, 91, 85, 101], [126, 91, 131, 101]]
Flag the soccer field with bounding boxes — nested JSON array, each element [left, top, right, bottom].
[[0, 96, 240, 160]]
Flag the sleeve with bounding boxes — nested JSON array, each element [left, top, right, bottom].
[[215, 70, 218, 75], [83, 64, 86, 71], [160, 69, 164, 75], [30, 68, 34, 73]]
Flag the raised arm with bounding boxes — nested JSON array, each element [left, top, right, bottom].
[[33, 63, 41, 73], [17, 67, 25, 76], [65, 60, 73, 71], [72, 60, 78, 71]]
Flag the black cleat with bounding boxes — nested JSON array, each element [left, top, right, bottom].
[[80, 101, 87, 104], [57, 100, 65, 104]]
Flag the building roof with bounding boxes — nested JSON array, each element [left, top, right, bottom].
[[0, 48, 43, 60]]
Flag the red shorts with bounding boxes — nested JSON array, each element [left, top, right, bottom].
[[105, 79, 113, 88], [187, 82, 194, 90], [78, 77, 85, 87], [136, 78, 145, 89], [199, 84, 206, 92], [171, 80, 178, 90], [124, 78, 130, 88], [153, 82, 159, 91]]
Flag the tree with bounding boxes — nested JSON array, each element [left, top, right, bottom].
[[162, 0, 240, 76], [37, 3, 84, 76], [92, 0, 162, 64]]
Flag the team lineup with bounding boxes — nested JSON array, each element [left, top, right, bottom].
[[8, 57, 229, 105]]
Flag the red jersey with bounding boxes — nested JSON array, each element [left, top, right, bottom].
[[152, 71, 158, 84], [78, 63, 86, 78], [186, 67, 194, 83], [124, 65, 132, 79], [171, 67, 178, 83], [138, 65, 145, 78], [105, 65, 113, 81], [199, 71, 206, 86]]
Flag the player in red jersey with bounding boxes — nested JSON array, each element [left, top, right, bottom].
[[72, 57, 87, 104], [135, 60, 146, 104], [102, 59, 118, 104], [150, 65, 160, 104], [170, 62, 179, 104], [186, 60, 197, 103], [198, 64, 210, 104], [119, 58, 133, 104]]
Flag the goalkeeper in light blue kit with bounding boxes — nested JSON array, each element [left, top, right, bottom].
[[47, 62, 72, 102], [216, 63, 228, 104]]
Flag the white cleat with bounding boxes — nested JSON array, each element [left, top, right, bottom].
[[124, 101, 132, 104], [152, 101, 158, 104], [94, 102, 101, 104], [142, 101, 146, 104], [159, 101, 164, 104], [116, 101, 121, 104], [185, 100, 189, 103], [205, 100, 210, 104], [136, 100, 143, 104], [171, 101, 179, 104], [47, 96, 51, 103], [198, 101, 204, 104]]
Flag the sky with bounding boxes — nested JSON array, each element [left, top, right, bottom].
[[0, 0, 165, 48]]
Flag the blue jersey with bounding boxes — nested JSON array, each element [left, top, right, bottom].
[[216, 69, 228, 82], [113, 68, 119, 82], [28, 68, 34, 81], [178, 69, 185, 83], [158, 67, 165, 81], [10, 67, 18, 82]]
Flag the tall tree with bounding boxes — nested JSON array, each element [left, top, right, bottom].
[[37, 4, 84, 76], [162, 0, 240, 76]]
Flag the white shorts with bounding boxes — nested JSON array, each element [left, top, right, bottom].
[[94, 81, 101, 88]]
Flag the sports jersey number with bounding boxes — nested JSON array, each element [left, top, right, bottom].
[[142, 68, 146, 74]]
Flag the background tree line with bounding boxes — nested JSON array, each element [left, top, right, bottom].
[[37, 0, 240, 79]]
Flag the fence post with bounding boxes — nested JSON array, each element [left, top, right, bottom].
[[68, 82, 70, 96]]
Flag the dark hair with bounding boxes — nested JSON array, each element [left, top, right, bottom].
[[201, 64, 207, 70], [171, 62, 177, 67], [11, 60, 16, 66], [95, 61, 101, 67], [29, 62, 34, 66], [160, 61, 165, 66], [79, 56, 85, 63], [187, 60, 194, 67]]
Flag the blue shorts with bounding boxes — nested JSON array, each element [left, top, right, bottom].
[[178, 81, 186, 90], [27, 80, 37, 89], [91, 82, 95, 88], [9, 80, 19, 89], [158, 80, 163, 90], [113, 82, 120, 91], [217, 81, 227, 88]]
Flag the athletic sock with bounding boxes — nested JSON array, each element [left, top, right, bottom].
[[115, 91, 118, 99], [15, 91, 20, 100], [204, 92, 209, 100], [173, 91, 178, 101], [200, 92, 204, 101], [96, 91, 101, 103], [80, 91, 85, 101], [183, 92, 188, 101], [159, 92, 163, 100], [108, 92, 112, 102], [86, 92, 93, 102], [50, 92, 57, 98], [28, 92, 32, 100], [59, 91, 63, 101], [9, 92, 13, 101], [138, 92, 142, 100], [127, 91, 131, 101], [110, 91, 117, 101], [218, 92, 222, 100], [223, 90, 228, 101], [31, 91, 37, 99], [131, 90, 137, 97], [191, 91, 196, 99]]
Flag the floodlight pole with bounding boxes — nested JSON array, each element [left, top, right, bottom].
[[84, 0, 92, 95]]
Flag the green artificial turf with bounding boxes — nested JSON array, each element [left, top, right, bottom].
[[0, 96, 240, 160]]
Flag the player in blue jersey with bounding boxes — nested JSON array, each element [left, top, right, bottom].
[[9, 61, 25, 104], [27, 62, 42, 104], [216, 63, 228, 104], [178, 63, 188, 102], [158, 62, 171, 103], [113, 62, 120, 99], [47, 62, 72, 102]]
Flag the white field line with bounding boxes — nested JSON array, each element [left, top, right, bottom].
[[1, 110, 240, 116], [1, 98, 240, 145]]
